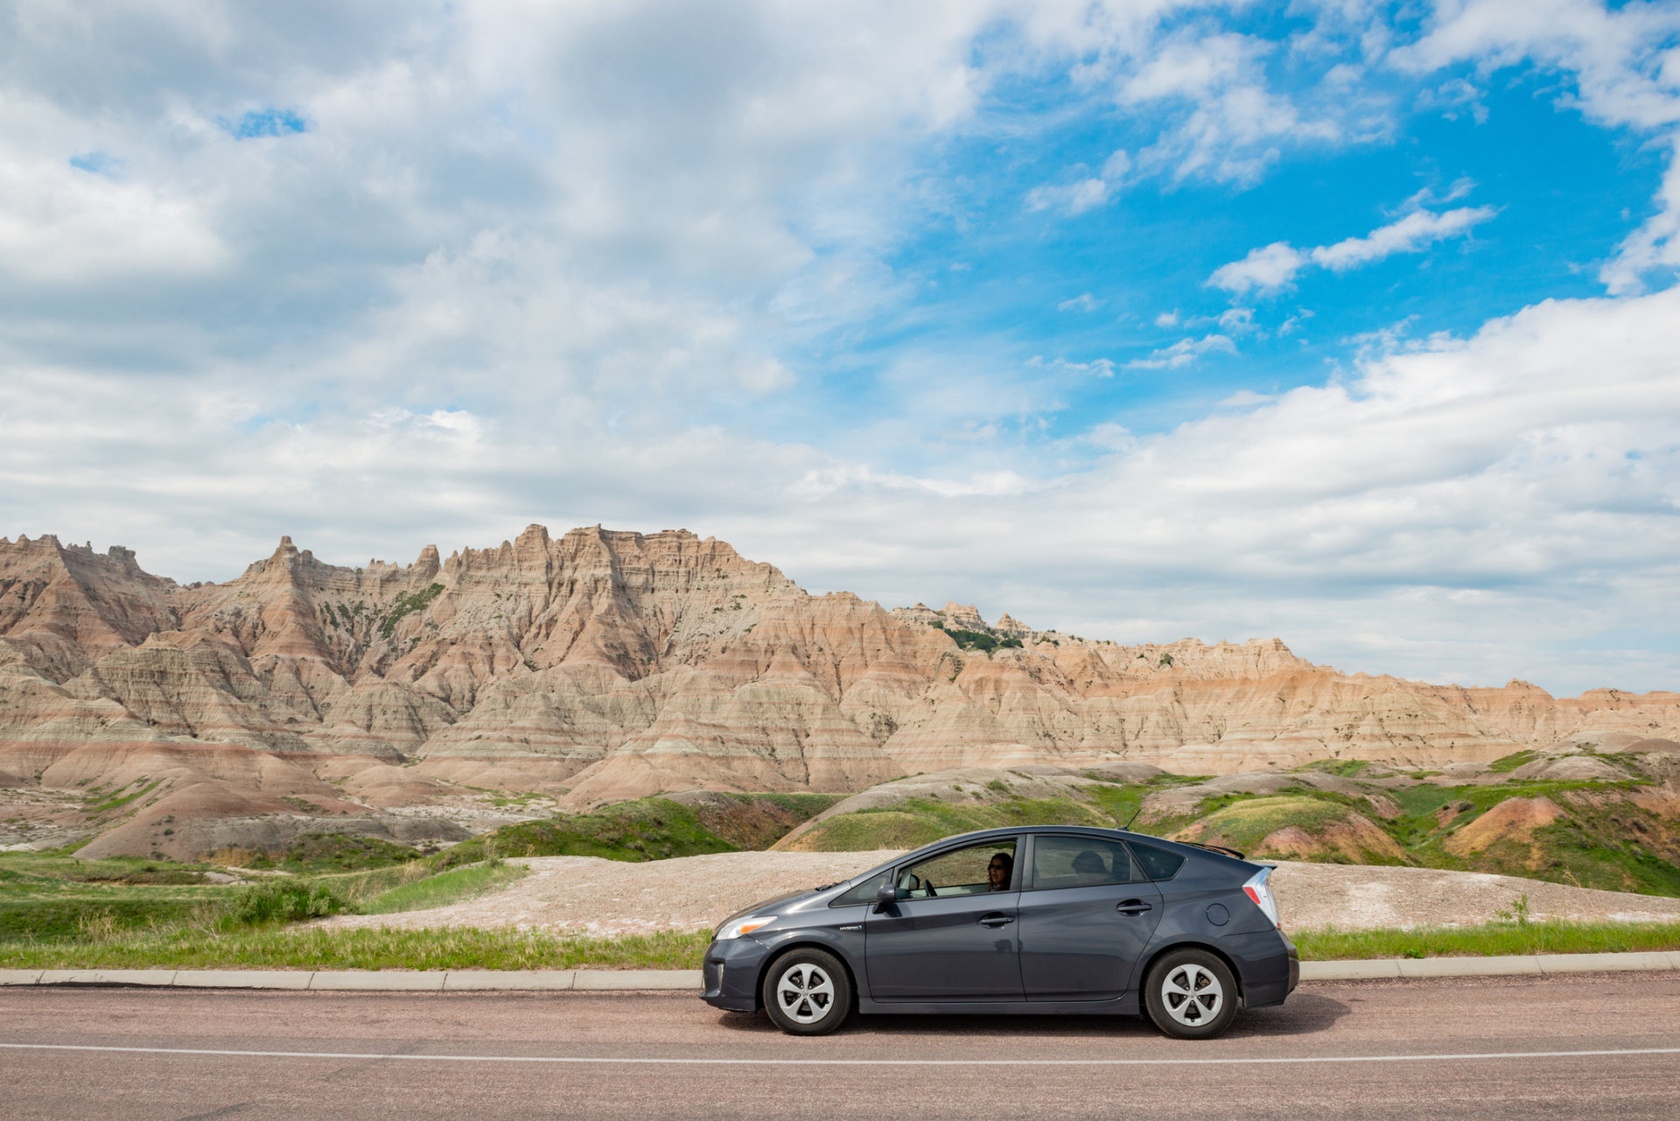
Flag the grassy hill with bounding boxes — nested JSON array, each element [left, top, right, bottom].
[[777, 748, 1680, 897]]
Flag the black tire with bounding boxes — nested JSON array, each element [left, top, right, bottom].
[[761, 948, 852, 1036], [1143, 948, 1239, 1040]]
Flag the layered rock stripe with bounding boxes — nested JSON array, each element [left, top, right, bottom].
[[3, 526, 1677, 859]]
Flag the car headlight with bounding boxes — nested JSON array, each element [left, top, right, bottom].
[[715, 914, 777, 941]]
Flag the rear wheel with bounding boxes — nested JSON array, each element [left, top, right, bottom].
[[762, 948, 852, 1036], [1144, 949, 1239, 1040]]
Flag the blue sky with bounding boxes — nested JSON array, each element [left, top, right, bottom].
[[1, 1, 1678, 696]]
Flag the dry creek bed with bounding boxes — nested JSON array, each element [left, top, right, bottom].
[[319, 851, 1680, 937]]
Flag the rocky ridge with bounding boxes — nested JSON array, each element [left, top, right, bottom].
[[2, 525, 1676, 859]]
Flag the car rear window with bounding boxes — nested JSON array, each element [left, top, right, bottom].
[[1127, 840, 1186, 881]]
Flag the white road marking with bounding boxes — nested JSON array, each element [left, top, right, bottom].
[[2, 1042, 1679, 1066]]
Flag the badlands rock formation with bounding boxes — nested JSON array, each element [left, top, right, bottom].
[[2, 525, 1677, 858]]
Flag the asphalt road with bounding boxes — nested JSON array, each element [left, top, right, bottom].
[[2, 975, 1677, 1120]]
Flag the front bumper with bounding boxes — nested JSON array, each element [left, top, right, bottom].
[[701, 935, 772, 1012]]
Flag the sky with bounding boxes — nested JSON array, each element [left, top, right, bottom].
[[2, 0, 1679, 697]]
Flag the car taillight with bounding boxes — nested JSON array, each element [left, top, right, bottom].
[[1243, 867, 1280, 928]]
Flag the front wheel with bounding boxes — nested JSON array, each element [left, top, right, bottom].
[[761, 948, 852, 1036], [1144, 949, 1239, 1040]]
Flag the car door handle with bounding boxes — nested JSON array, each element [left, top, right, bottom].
[[978, 913, 1015, 927], [1115, 899, 1153, 916]]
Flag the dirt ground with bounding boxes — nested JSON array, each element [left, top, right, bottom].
[[320, 850, 1680, 936]]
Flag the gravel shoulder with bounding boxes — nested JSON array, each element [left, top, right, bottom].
[[321, 851, 1680, 936], [1272, 861, 1680, 929], [325, 851, 902, 936]]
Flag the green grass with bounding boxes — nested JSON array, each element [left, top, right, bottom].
[[1294, 918, 1680, 960], [780, 762, 1680, 898], [1398, 783, 1680, 896], [1080, 775, 1209, 826], [1292, 759, 1371, 778], [0, 793, 834, 966], [254, 832, 425, 873], [1488, 749, 1540, 773], [85, 779, 163, 816], [6, 915, 1678, 971], [0, 852, 214, 886], [1387, 777, 1646, 821], [684, 792, 843, 850], [1084, 783, 1148, 828], [0, 925, 714, 971], [1186, 796, 1362, 854], [357, 863, 526, 915], [0, 853, 227, 941], [788, 810, 950, 851], [0, 846, 524, 949], [791, 795, 1113, 851], [436, 798, 739, 867], [940, 627, 1022, 654], [0, 896, 213, 942], [793, 774, 1220, 854], [379, 582, 444, 638]]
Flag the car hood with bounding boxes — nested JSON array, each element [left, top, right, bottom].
[[711, 876, 866, 936]]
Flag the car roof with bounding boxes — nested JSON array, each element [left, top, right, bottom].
[[901, 823, 1171, 852], [828, 823, 1251, 894]]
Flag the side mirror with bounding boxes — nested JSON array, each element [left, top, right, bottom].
[[875, 880, 900, 911]]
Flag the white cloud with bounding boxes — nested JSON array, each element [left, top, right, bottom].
[[1124, 333, 1237, 370], [1026, 176, 1110, 215], [1209, 206, 1497, 295], [1159, 307, 1259, 334], [1604, 144, 1680, 295], [6, 278, 1679, 695], [1400, 177, 1475, 211], [1414, 77, 1488, 123], [1, 2, 1678, 700], [1390, 0, 1680, 293], [1206, 241, 1309, 296], [1025, 355, 1115, 378], [767, 287, 1680, 693], [0, 100, 226, 282], [1114, 30, 1344, 184], [1217, 306, 1256, 334], [1026, 149, 1130, 217], [1310, 205, 1498, 271], [1057, 292, 1102, 312]]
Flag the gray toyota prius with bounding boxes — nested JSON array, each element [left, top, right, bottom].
[[702, 825, 1298, 1038]]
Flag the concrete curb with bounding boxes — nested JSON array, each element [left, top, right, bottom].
[[2, 953, 1675, 991], [0, 968, 705, 991], [1299, 950, 1680, 981]]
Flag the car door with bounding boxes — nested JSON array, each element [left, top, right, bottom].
[[865, 838, 1024, 1001], [1016, 833, 1164, 1001]]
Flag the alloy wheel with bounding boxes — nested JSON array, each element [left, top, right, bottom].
[[1160, 962, 1224, 1026], [775, 962, 835, 1024]]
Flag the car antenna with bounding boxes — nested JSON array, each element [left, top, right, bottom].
[[1122, 802, 1144, 832]]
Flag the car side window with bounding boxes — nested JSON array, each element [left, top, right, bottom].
[[1128, 840, 1187, 881], [1030, 836, 1135, 889], [896, 840, 1018, 898]]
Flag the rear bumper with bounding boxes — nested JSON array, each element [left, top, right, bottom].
[[701, 936, 770, 1013], [1222, 928, 1296, 1009]]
